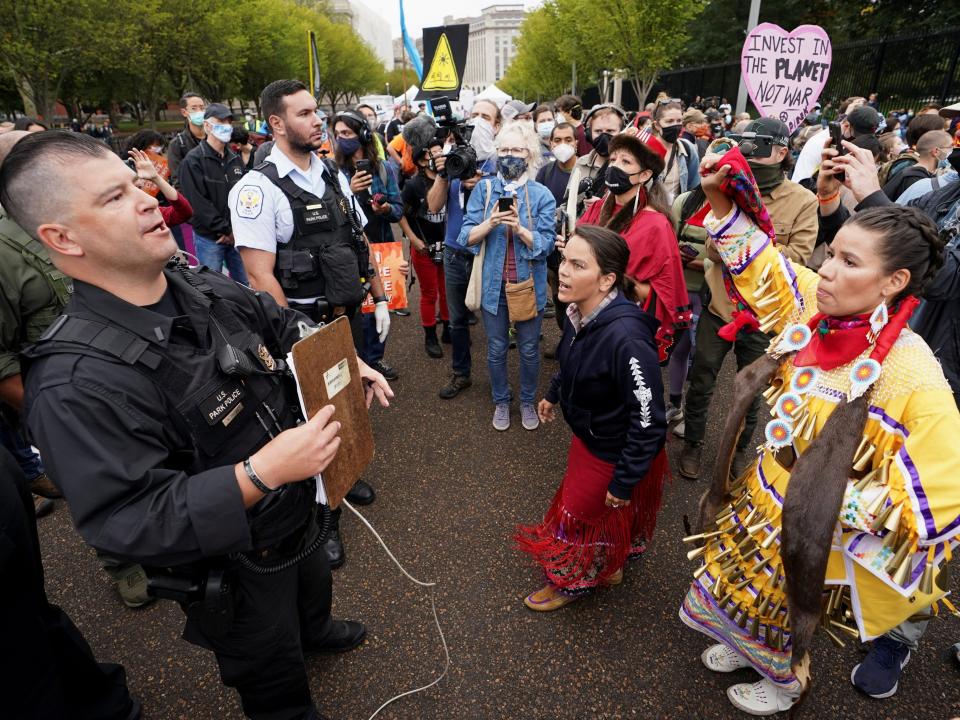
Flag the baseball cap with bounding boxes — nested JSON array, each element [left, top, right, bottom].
[[940, 101, 960, 120], [745, 117, 790, 146], [502, 100, 536, 121], [846, 105, 881, 135], [204, 103, 234, 121], [682, 108, 707, 125]]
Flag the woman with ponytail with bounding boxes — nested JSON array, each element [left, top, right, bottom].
[[679, 140, 960, 715], [579, 132, 692, 362], [516, 225, 669, 610]]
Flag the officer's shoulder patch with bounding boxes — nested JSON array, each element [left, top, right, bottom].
[[235, 184, 263, 219]]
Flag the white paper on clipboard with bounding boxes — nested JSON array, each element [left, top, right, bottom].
[[285, 349, 329, 506]]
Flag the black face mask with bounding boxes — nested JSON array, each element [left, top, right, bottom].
[[949, 148, 960, 174], [710, 123, 723, 136], [590, 131, 613, 157], [605, 165, 639, 195], [660, 124, 682, 144]]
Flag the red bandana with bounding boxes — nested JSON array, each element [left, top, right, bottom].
[[794, 313, 872, 371]]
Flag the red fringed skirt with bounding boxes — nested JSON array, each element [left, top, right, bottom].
[[515, 435, 669, 595]]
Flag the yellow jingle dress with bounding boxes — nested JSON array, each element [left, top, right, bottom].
[[679, 205, 960, 686]]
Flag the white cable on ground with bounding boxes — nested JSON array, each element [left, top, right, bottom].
[[341, 499, 450, 719]]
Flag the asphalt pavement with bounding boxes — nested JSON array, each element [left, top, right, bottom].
[[38, 280, 960, 719]]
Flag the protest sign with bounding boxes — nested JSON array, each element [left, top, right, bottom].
[[417, 24, 469, 100], [361, 241, 408, 313], [741, 23, 832, 134]]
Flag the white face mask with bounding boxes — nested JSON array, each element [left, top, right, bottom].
[[468, 117, 497, 161], [552, 143, 576, 163], [148, 145, 163, 154], [208, 122, 234, 143], [537, 120, 556, 139]]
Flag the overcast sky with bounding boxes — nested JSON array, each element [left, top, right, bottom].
[[353, 0, 540, 38]]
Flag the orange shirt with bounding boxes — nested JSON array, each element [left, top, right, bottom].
[[388, 134, 416, 177]]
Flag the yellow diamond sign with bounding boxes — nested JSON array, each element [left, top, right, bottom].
[[422, 33, 459, 91]]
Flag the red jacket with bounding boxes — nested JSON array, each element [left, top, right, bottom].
[[160, 192, 193, 228], [580, 198, 691, 361]]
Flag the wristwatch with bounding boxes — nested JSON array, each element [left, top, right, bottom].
[[372, 295, 388, 304], [243, 458, 278, 494]]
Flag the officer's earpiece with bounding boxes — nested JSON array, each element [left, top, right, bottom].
[[335, 110, 373, 146]]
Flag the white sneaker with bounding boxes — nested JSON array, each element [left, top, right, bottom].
[[702, 643, 752, 673], [727, 678, 800, 716], [666, 403, 684, 424], [672, 420, 686, 438]]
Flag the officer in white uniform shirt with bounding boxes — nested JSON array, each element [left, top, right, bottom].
[[230, 78, 386, 568]]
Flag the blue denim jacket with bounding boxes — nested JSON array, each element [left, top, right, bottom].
[[456, 177, 556, 315]]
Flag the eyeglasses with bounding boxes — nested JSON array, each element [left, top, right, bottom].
[[497, 147, 528, 156]]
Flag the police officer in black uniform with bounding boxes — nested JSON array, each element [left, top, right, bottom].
[[3, 130, 394, 720], [232, 79, 391, 568]]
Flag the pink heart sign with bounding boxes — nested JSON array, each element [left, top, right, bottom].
[[741, 23, 832, 134]]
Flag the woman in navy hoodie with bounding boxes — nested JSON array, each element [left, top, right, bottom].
[[516, 224, 669, 610]]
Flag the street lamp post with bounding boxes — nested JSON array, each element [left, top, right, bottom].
[[735, 0, 762, 115]]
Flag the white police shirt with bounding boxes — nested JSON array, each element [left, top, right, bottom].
[[229, 145, 367, 303], [229, 144, 367, 253]]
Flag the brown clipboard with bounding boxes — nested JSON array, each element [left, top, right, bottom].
[[289, 316, 374, 508]]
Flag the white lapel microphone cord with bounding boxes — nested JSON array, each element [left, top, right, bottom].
[[341, 499, 450, 719]]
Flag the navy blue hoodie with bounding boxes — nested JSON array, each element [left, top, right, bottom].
[[545, 294, 667, 500]]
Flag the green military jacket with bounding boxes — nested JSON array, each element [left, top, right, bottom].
[[0, 207, 72, 380]]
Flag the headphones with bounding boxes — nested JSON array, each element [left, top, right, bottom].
[[334, 109, 373, 146]]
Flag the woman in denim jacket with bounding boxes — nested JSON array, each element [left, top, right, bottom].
[[457, 121, 557, 431]]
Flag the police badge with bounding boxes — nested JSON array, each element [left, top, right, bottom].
[[257, 344, 276, 371]]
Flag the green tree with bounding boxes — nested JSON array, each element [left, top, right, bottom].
[[561, 0, 705, 104], [313, 13, 385, 111], [0, 0, 104, 120], [502, 0, 704, 105], [500, 3, 571, 100]]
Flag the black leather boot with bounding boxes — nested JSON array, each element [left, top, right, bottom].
[[324, 507, 345, 569]]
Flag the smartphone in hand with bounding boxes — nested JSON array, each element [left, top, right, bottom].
[[498, 196, 514, 213], [355, 159, 372, 175], [828, 122, 846, 183]]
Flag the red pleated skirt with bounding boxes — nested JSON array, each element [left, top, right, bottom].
[[515, 435, 669, 594]]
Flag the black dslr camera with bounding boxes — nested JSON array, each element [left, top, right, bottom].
[[432, 96, 478, 181]]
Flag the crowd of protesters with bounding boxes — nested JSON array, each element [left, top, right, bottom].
[[1, 79, 959, 720]]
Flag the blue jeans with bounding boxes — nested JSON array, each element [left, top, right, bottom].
[[443, 246, 473, 377], [360, 312, 385, 364], [0, 415, 44, 480], [481, 287, 543, 405], [194, 232, 249, 285]]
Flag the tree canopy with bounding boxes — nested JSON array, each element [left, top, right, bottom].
[[500, 0, 704, 103], [0, 0, 387, 123]]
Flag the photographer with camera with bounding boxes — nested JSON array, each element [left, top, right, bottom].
[[427, 98, 502, 400], [401, 141, 451, 359], [333, 109, 404, 382], [575, 104, 626, 211], [678, 119, 817, 480]]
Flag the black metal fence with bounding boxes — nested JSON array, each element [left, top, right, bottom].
[[585, 28, 960, 115]]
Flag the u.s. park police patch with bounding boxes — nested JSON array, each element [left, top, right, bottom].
[[236, 185, 263, 219]]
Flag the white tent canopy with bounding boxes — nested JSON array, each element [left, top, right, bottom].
[[474, 84, 511, 108], [394, 85, 420, 106]]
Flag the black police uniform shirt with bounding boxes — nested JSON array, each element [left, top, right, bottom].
[[23, 268, 310, 567], [401, 173, 446, 248]]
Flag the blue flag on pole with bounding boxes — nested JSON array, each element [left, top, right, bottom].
[[399, 0, 423, 81]]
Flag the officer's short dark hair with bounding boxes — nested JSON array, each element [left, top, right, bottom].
[[0, 130, 112, 240], [260, 80, 309, 123], [179, 92, 203, 108]]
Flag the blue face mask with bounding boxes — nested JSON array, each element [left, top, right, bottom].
[[209, 123, 234, 143], [939, 151, 953, 170], [498, 154, 527, 180], [188, 110, 205, 126], [338, 137, 361, 156]]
